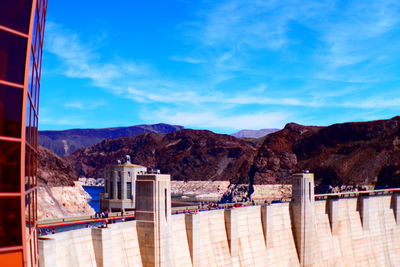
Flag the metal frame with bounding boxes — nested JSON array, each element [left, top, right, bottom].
[[0, 1, 47, 266]]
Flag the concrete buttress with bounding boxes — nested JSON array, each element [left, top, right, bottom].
[[136, 174, 172, 267]]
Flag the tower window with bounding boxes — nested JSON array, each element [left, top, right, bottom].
[[165, 188, 168, 222], [127, 182, 132, 199], [117, 182, 121, 199]]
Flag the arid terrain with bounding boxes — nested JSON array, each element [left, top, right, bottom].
[[38, 116, 400, 219], [38, 147, 94, 220]]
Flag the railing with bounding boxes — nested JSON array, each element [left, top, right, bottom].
[[315, 188, 400, 200], [38, 211, 135, 228], [171, 201, 258, 214]]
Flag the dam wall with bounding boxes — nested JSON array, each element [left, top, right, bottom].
[[313, 195, 400, 266], [39, 174, 400, 266]]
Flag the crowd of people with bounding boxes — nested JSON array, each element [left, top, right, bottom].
[[95, 209, 110, 218], [38, 228, 56, 235]]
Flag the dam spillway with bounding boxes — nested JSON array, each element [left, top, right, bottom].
[[39, 173, 400, 266]]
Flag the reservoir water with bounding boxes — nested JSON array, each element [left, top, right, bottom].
[[82, 186, 208, 211], [83, 186, 104, 212]]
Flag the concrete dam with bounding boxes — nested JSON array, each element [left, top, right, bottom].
[[39, 173, 400, 266]]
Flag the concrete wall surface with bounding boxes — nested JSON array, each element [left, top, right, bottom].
[[39, 173, 400, 267], [109, 221, 143, 266], [170, 214, 193, 266], [313, 196, 400, 267], [39, 194, 400, 266], [39, 228, 97, 267]]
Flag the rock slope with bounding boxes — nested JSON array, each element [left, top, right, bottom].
[[250, 116, 400, 188], [67, 129, 258, 184], [38, 146, 94, 220]]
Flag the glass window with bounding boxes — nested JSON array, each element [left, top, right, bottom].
[[31, 75, 38, 110], [127, 182, 132, 199], [117, 182, 121, 199], [34, 190, 37, 221], [25, 146, 31, 189], [32, 11, 39, 51], [28, 51, 34, 97], [110, 182, 113, 199], [0, 85, 23, 138], [0, 197, 22, 247], [25, 193, 31, 232], [0, 251, 23, 267], [32, 152, 37, 186], [164, 188, 168, 221], [0, 0, 33, 34], [0, 30, 28, 85], [25, 99, 31, 143], [29, 193, 34, 232], [0, 141, 21, 192]]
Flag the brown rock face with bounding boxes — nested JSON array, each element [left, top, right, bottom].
[[37, 146, 94, 219], [38, 146, 77, 186], [250, 123, 322, 184], [57, 117, 400, 189], [251, 117, 400, 187], [67, 129, 257, 184]]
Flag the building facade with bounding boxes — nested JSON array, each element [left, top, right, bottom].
[[101, 157, 147, 212], [0, 1, 47, 266]]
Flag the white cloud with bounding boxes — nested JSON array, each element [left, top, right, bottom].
[[194, 0, 400, 82], [45, 22, 313, 109], [144, 109, 290, 130], [64, 100, 106, 110], [40, 115, 86, 127], [169, 56, 205, 64], [340, 97, 400, 109], [225, 96, 316, 106], [45, 22, 151, 90], [313, 0, 400, 81], [198, 0, 334, 50], [43, 6, 400, 132]]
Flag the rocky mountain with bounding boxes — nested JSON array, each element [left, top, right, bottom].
[[250, 117, 400, 189], [38, 146, 94, 219], [231, 128, 280, 138], [39, 123, 183, 156], [46, 116, 400, 191], [67, 129, 258, 184], [38, 146, 78, 186]]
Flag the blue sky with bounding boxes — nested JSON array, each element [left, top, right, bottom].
[[40, 0, 400, 133]]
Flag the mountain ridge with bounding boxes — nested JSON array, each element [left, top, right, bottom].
[[65, 117, 400, 189], [39, 123, 184, 156], [67, 129, 258, 183]]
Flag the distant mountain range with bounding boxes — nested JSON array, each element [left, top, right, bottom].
[[231, 128, 280, 138], [63, 116, 400, 188], [39, 117, 400, 189], [39, 123, 184, 156], [67, 129, 257, 183]]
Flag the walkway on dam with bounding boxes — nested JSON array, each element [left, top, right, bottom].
[[37, 202, 254, 234]]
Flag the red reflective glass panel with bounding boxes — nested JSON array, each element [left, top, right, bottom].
[[0, 141, 21, 192], [0, 85, 23, 138], [0, 0, 33, 34], [0, 197, 22, 247], [0, 251, 23, 267], [0, 30, 28, 85]]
